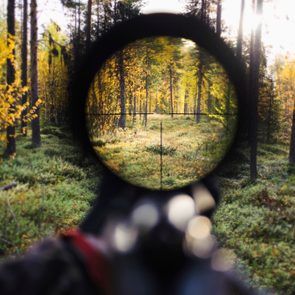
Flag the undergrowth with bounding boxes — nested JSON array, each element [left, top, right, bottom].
[[0, 127, 294, 294], [214, 143, 295, 295], [0, 126, 100, 257]]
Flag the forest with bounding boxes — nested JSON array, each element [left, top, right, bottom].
[[0, 0, 294, 294], [87, 37, 237, 189]]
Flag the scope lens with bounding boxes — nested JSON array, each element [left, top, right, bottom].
[[86, 36, 238, 190]]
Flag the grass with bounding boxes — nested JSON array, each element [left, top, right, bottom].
[[0, 125, 294, 294], [214, 142, 295, 295], [0, 126, 100, 257], [90, 114, 234, 190]]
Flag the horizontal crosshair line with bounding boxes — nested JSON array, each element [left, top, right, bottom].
[[86, 112, 237, 116]]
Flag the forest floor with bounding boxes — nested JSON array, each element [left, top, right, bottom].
[[0, 126, 294, 294], [0, 126, 100, 256], [91, 114, 232, 190], [214, 143, 295, 294]]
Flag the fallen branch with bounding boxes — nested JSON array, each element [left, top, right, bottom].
[[0, 182, 17, 191], [0, 236, 14, 246]]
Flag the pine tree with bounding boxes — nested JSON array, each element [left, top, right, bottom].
[[249, 0, 263, 181], [31, 0, 41, 147], [4, 0, 16, 157], [86, 0, 92, 50], [21, 0, 28, 136], [236, 0, 245, 60]]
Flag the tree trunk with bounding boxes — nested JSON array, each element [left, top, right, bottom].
[[143, 73, 148, 127], [200, 0, 207, 23], [169, 65, 174, 118], [129, 94, 133, 116], [207, 81, 212, 114], [196, 51, 203, 123], [266, 91, 273, 143], [86, 0, 92, 50], [48, 33, 54, 123], [236, 0, 245, 60], [249, 0, 263, 181], [155, 92, 159, 113], [4, 0, 16, 157], [216, 0, 222, 37], [132, 95, 137, 127], [184, 88, 189, 114], [118, 51, 126, 128], [247, 0, 256, 140], [78, 0, 81, 42], [21, 0, 28, 136], [31, 0, 41, 147], [95, 0, 100, 36], [289, 96, 295, 164]]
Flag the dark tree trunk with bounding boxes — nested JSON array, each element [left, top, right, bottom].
[[196, 51, 203, 123], [249, 0, 263, 181], [118, 51, 126, 128], [47, 33, 54, 123], [216, 0, 222, 36], [78, 0, 81, 42], [289, 96, 295, 164], [155, 92, 159, 113], [95, 0, 100, 36], [207, 81, 212, 113], [200, 0, 207, 22], [132, 95, 137, 127], [266, 91, 273, 143], [86, 0, 92, 50], [129, 94, 133, 116], [5, 0, 16, 157], [247, 0, 256, 140], [143, 73, 148, 127], [184, 88, 189, 114], [31, 0, 41, 147], [169, 65, 174, 118], [73, 0, 82, 66], [21, 0, 28, 136], [236, 0, 245, 60]]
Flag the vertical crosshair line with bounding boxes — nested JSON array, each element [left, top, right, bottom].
[[160, 121, 163, 190]]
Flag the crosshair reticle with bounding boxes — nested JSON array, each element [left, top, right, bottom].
[[86, 37, 238, 190]]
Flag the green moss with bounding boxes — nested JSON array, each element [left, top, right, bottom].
[[214, 143, 295, 295], [0, 128, 100, 257]]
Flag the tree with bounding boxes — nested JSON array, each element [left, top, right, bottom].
[[249, 0, 263, 181], [31, 0, 41, 147], [196, 52, 203, 123], [38, 22, 69, 124], [216, 0, 222, 37], [289, 88, 295, 164], [118, 50, 126, 128], [186, 0, 210, 123], [0, 11, 28, 151], [21, 0, 28, 136], [236, 0, 245, 60], [86, 0, 92, 50], [4, 0, 16, 157], [276, 59, 295, 163]]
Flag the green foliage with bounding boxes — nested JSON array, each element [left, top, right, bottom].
[[214, 143, 295, 295], [0, 127, 100, 256], [146, 144, 176, 156]]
